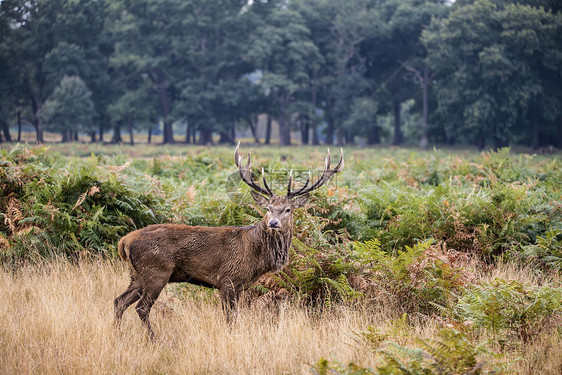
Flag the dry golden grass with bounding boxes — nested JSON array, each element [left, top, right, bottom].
[[0, 259, 382, 374], [0, 259, 560, 374]]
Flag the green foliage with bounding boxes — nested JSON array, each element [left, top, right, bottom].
[[354, 239, 466, 314], [314, 328, 513, 375], [454, 278, 562, 341], [40, 75, 96, 141], [2, 0, 561, 147], [358, 314, 412, 350], [0, 147, 170, 261], [312, 357, 375, 375], [423, 0, 562, 148], [359, 149, 562, 261], [273, 238, 362, 307], [520, 230, 562, 269], [377, 328, 513, 375]]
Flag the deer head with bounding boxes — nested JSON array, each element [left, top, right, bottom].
[[234, 143, 344, 231]]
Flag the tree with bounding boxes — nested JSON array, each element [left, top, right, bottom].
[[173, 0, 256, 145], [40, 76, 96, 142], [424, 0, 562, 149], [248, 7, 322, 145], [360, 0, 446, 146], [0, 0, 107, 143]]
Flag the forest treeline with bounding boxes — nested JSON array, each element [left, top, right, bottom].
[[0, 0, 561, 149]]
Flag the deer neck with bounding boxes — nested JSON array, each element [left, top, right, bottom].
[[250, 219, 292, 272]]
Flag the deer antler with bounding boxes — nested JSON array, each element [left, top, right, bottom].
[[235, 142, 274, 197], [287, 148, 344, 197]]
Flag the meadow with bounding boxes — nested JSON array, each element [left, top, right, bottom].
[[1, 143, 561, 374]]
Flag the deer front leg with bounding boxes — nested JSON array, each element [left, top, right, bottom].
[[219, 282, 241, 325]]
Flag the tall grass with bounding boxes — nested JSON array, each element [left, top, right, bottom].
[[0, 259, 380, 374], [0, 259, 559, 374]]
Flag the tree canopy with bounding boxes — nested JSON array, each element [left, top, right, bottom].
[[1, 0, 560, 149]]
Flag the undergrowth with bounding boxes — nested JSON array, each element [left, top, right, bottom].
[[1, 144, 561, 373]]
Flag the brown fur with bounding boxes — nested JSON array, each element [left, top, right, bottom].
[[113, 195, 305, 338]]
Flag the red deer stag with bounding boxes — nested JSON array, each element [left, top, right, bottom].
[[114, 143, 344, 338]]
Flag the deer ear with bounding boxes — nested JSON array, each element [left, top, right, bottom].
[[250, 190, 269, 207], [292, 194, 309, 208]]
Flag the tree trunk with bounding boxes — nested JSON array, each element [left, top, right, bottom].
[[247, 114, 260, 144], [336, 126, 344, 146], [198, 128, 213, 145], [90, 131, 96, 143], [127, 116, 134, 145], [111, 122, 122, 144], [367, 124, 380, 145], [0, 118, 11, 142], [420, 66, 429, 150], [406, 65, 430, 149], [99, 116, 106, 143], [531, 99, 540, 150], [311, 120, 319, 145], [17, 110, 22, 142], [185, 121, 191, 144], [392, 99, 402, 146], [32, 117, 44, 144], [61, 130, 70, 143], [278, 98, 291, 146], [219, 130, 234, 144], [555, 117, 562, 149], [155, 81, 173, 144], [265, 115, 272, 145], [475, 133, 485, 150], [28, 80, 44, 143], [310, 73, 319, 145], [300, 120, 309, 145], [325, 97, 335, 145], [162, 119, 174, 144]]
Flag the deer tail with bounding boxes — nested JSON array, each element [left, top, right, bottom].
[[117, 236, 129, 261]]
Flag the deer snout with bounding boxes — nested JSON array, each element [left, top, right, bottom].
[[268, 219, 281, 229]]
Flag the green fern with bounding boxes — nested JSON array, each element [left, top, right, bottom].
[[377, 328, 514, 375], [454, 278, 562, 341]]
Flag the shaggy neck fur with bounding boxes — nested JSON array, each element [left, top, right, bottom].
[[251, 219, 292, 272]]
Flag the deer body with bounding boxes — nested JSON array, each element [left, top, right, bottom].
[[114, 145, 343, 338], [119, 220, 291, 288]]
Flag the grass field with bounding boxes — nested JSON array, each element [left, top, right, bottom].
[[1, 142, 561, 374], [0, 258, 560, 374]]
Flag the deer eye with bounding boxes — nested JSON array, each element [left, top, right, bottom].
[[285, 208, 291, 213]]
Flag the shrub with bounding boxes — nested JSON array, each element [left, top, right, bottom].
[[354, 239, 468, 315], [1, 148, 171, 261], [313, 328, 513, 375], [376, 328, 513, 375], [453, 278, 562, 342]]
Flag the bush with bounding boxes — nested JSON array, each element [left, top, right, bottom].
[[313, 328, 513, 375], [354, 239, 468, 315], [453, 278, 562, 342], [1, 147, 171, 261], [376, 328, 512, 375]]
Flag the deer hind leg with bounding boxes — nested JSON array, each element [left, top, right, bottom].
[[135, 275, 170, 340], [114, 274, 143, 327], [220, 282, 241, 325]]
